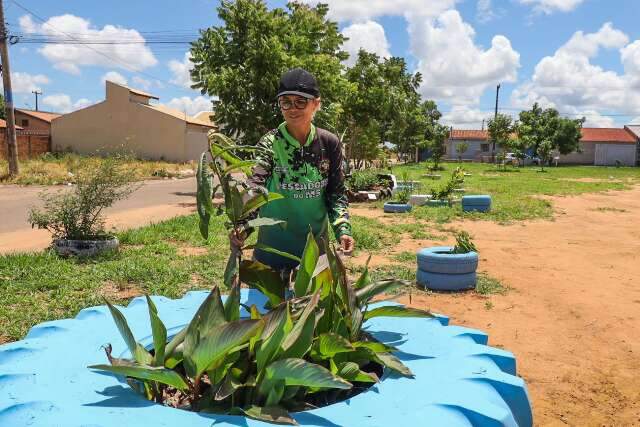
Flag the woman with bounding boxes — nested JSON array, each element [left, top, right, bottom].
[[232, 68, 354, 271]]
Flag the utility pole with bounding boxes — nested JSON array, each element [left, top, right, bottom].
[[491, 83, 501, 162], [32, 89, 42, 111], [0, 0, 19, 175]]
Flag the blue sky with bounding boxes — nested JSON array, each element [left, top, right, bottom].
[[5, 0, 640, 128]]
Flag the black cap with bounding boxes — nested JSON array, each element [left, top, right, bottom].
[[277, 68, 320, 99]]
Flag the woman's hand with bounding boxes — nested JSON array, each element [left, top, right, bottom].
[[229, 229, 248, 253], [339, 235, 355, 256]]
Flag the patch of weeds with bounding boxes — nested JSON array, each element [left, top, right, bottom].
[[476, 273, 508, 295], [350, 216, 400, 251], [391, 251, 415, 263], [484, 301, 494, 310], [592, 206, 627, 213]]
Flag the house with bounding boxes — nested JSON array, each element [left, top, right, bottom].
[[15, 109, 61, 135], [559, 127, 638, 166], [445, 130, 492, 161], [51, 81, 216, 162], [623, 125, 640, 166]]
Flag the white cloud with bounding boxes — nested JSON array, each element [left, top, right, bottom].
[[7, 72, 50, 93], [441, 106, 499, 129], [19, 14, 157, 75], [511, 23, 640, 123], [132, 76, 151, 91], [518, 0, 585, 14], [341, 21, 391, 66], [580, 110, 616, 128], [42, 94, 93, 113], [163, 96, 212, 116], [476, 0, 498, 23], [410, 10, 520, 105], [300, 0, 458, 21], [168, 52, 194, 89], [101, 71, 128, 86]]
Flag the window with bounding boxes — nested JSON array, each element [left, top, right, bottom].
[[21, 119, 29, 127], [481, 143, 490, 152]]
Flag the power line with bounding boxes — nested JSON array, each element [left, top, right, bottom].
[[8, 0, 198, 94]]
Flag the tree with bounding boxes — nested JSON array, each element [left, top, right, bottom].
[[424, 123, 449, 170], [517, 103, 584, 167], [537, 140, 553, 172], [455, 142, 468, 162], [0, 94, 5, 120], [487, 113, 515, 166], [190, 0, 348, 145]]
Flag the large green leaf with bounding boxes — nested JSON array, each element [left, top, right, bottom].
[[89, 364, 189, 390], [224, 281, 241, 322], [337, 362, 379, 383], [228, 186, 244, 224], [239, 260, 285, 308], [242, 405, 297, 426], [222, 160, 256, 176], [354, 255, 371, 289], [164, 327, 187, 367], [223, 252, 239, 289], [183, 287, 227, 376], [196, 152, 213, 239], [355, 280, 408, 306], [246, 217, 286, 229], [104, 300, 152, 365], [243, 243, 300, 263], [241, 192, 285, 219], [315, 333, 354, 358], [375, 352, 413, 377], [281, 291, 320, 358], [257, 303, 292, 374], [363, 305, 433, 321], [265, 358, 352, 389], [352, 340, 396, 354], [145, 296, 167, 366], [265, 380, 285, 407], [187, 319, 263, 380], [294, 231, 319, 297]]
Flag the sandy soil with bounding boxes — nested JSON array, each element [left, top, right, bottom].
[[351, 187, 640, 426]]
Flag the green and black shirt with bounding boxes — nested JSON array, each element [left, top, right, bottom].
[[248, 122, 351, 269]]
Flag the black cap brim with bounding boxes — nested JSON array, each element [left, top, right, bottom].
[[277, 90, 317, 99]]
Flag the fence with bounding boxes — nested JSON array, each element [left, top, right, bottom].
[[0, 130, 51, 160]]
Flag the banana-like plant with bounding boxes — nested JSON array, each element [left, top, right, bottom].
[[196, 131, 285, 316], [431, 166, 465, 201]]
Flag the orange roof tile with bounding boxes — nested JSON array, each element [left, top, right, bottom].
[[580, 128, 638, 144], [450, 129, 488, 140], [16, 109, 61, 123], [0, 119, 23, 130]]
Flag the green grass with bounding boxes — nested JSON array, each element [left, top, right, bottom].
[[350, 216, 401, 251], [475, 273, 509, 295], [0, 214, 230, 342], [391, 251, 415, 263], [361, 162, 640, 224]]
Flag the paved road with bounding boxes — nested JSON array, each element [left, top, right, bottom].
[[0, 178, 198, 253]]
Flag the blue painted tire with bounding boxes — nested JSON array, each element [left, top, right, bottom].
[[462, 195, 492, 205], [0, 290, 532, 427], [463, 205, 491, 213], [384, 202, 412, 213], [428, 199, 450, 207], [417, 246, 478, 274], [417, 269, 477, 291]]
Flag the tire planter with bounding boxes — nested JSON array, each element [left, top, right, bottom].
[[462, 195, 492, 213], [418, 246, 479, 274], [53, 236, 119, 257], [427, 199, 450, 207], [416, 246, 478, 291], [0, 290, 532, 427], [384, 202, 412, 213], [409, 194, 432, 206], [417, 270, 478, 291]]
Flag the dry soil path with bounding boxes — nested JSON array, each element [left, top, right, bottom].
[[352, 186, 640, 426], [0, 178, 197, 254]]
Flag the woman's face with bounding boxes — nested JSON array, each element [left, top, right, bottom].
[[279, 95, 320, 128]]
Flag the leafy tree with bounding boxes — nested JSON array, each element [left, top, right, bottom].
[[455, 142, 469, 162], [190, 0, 348, 145], [424, 123, 449, 170], [487, 113, 515, 163], [536, 140, 553, 172], [553, 116, 585, 155]]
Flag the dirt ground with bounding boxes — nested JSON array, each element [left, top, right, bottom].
[[352, 187, 640, 426]]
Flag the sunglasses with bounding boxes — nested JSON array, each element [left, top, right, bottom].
[[278, 98, 310, 110]]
